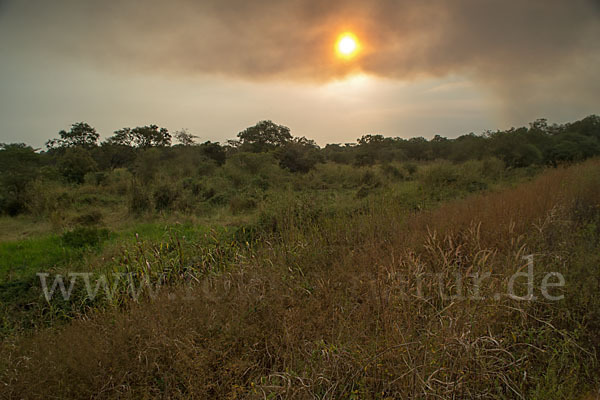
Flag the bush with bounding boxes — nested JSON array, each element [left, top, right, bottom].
[[57, 147, 98, 184], [83, 171, 108, 186], [133, 149, 160, 184], [420, 162, 459, 188], [24, 181, 72, 217], [73, 210, 103, 226], [153, 184, 179, 211], [277, 141, 320, 173], [229, 194, 258, 214], [182, 178, 203, 196], [61, 227, 110, 248], [381, 163, 405, 180], [359, 170, 382, 188], [225, 152, 278, 175], [404, 162, 418, 175], [128, 182, 151, 214], [0, 196, 26, 216], [482, 157, 505, 179]]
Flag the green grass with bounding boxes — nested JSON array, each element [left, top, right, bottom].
[[0, 235, 83, 283]]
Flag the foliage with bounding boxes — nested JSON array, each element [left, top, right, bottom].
[[173, 129, 198, 146], [57, 147, 98, 184], [46, 122, 99, 149], [276, 136, 321, 173], [106, 125, 171, 148], [2, 161, 600, 398], [0, 143, 39, 215], [61, 226, 110, 248], [236, 120, 292, 152]]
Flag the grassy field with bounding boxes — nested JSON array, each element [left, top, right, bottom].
[[0, 159, 599, 398]]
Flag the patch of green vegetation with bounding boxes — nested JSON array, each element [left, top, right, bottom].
[[0, 235, 82, 282]]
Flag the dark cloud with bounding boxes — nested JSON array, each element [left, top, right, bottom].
[[1, 0, 599, 117]]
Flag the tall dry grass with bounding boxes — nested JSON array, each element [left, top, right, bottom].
[[2, 161, 600, 399]]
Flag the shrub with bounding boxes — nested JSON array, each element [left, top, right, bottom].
[[482, 157, 505, 179], [24, 180, 72, 217], [83, 171, 108, 186], [420, 162, 459, 188], [359, 170, 382, 188], [133, 149, 160, 184], [0, 196, 25, 216], [182, 178, 203, 196], [61, 227, 110, 248], [225, 152, 278, 175], [381, 163, 405, 180], [229, 194, 258, 214], [105, 168, 132, 195], [57, 147, 98, 184], [153, 184, 179, 211], [73, 210, 103, 226], [277, 140, 321, 173], [404, 162, 418, 175], [128, 182, 151, 214]]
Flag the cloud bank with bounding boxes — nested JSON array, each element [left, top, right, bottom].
[[1, 0, 599, 120]]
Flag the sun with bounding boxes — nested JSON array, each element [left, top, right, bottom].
[[336, 33, 359, 58]]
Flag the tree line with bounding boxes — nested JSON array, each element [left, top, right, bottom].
[[1, 115, 599, 216]]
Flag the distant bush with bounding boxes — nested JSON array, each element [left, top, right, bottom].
[[359, 170, 382, 188], [57, 147, 98, 184], [61, 226, 110, 248], [128, 182, 151, 214], [182, 178, 203, 196], [0, 196, 25, 216], [229, 194, 258, 214], [73, 210, 103, 226], [133, 149, 160, 184], [381, 163, 405, 180], [24, 181, 72, 217], [403, 162, 418, 176], [153, 184, 179, 211], [481, 157, 505, 179], [420, 162, 459, 188], [276, 139, 321, 173], [83, 171, 108, 186], [104, 168, 132, 196], [225, 152, 278, 175]]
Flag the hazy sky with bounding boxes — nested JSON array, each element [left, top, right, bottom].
[[1, 0, 599, 147]]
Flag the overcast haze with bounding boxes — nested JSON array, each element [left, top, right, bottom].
[[1, 0, 599, 147]]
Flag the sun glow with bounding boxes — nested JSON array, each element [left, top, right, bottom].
[[336, 33, 359, 58]]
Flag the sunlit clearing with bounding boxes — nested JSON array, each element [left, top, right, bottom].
[[336, 33, 359, 58]]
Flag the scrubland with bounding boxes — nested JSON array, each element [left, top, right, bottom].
[[1, 117, 600, 398], [1, 159, 599, 399]]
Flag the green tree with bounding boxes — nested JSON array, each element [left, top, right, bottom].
[[58, 147, 98, 183], [106, 125, 171, 148], [237, 120, 292, 152], [546, 132, 600, 164], [46, 122, 99, 149], [96, 143, 136, 170], [355, 134, 405, 165], [199, 141, 227, 166], [174, 129, 198, 146], [277, 137, 321, 173]]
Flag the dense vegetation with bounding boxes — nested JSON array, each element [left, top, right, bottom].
[[1, 116, 600, 219], [1, 116, 600, 398]]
